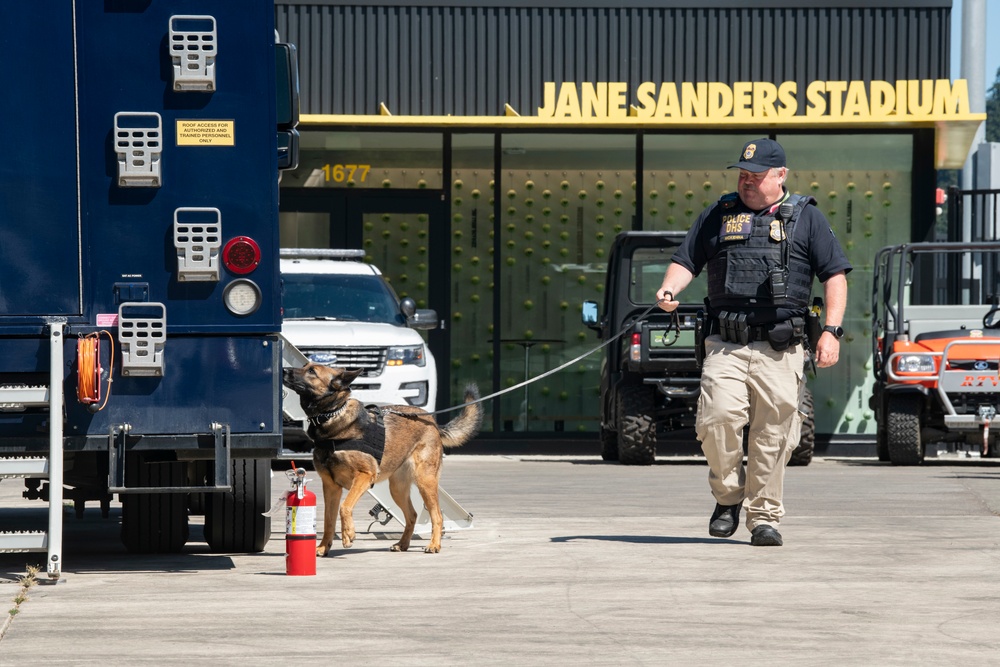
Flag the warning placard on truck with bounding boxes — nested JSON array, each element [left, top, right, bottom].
[[176, 120, 235, 146]]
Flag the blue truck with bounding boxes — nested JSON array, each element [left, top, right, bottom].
[[0, 0, 298, 578]]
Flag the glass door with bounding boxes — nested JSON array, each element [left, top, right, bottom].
[[279, 188, 450, 410], [348, 193, 450, 408]]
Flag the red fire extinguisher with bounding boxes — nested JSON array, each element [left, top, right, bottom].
[[285, 464, 316, 576]]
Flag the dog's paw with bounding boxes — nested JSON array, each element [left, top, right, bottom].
[[423, 545, 441, 554], [316, 544, 331, 558], [390, 542, 408, 552]]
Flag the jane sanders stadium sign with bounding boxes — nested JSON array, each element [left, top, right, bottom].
[[300, 78, 986, 168]]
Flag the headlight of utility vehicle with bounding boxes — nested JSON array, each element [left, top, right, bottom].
[[387, 345, 426, 367], [896, 354, 935, 373]]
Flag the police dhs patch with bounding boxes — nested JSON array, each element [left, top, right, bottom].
[[744, 143, 757, 160], [769, 220, 785, 241]]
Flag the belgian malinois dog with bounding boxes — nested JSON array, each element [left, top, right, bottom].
[[283, 363, 482, 554]]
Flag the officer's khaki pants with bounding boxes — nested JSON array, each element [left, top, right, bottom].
[[695, 335, 805, 530]]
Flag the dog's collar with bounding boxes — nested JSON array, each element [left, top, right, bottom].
[[307, 400, 348, 426]]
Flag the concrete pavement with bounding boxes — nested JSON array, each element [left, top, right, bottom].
[[1, 454, 999, 665]]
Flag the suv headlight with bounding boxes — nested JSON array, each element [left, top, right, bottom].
[[387, 345, 426, 367], [896, 354, 935, 373]]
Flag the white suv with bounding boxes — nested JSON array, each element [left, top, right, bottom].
[[280, 249, 438, 437]]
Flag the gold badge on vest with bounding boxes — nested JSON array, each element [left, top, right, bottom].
[[769, 220, 786, 242]]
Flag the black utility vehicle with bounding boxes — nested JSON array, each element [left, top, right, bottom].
[[583, 231, 815, 466]]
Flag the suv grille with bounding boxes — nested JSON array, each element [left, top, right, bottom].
[[301, 347, 387, 376]]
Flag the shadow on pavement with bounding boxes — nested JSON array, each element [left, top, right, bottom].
[[550, 534, 742, 545]]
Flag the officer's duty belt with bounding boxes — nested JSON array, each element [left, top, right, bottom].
[[709, 311, 804, 350]]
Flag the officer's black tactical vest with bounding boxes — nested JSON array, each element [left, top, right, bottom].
[[706, 193, 815, 310]]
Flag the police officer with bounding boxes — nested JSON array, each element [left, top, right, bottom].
[[656, 138, 850, 546]]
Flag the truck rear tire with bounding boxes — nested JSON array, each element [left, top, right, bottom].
[[617, 384, 656, 466], [204, 458, 272, 553], [788, 386, 815, 466], [120, 457, 190, 554], [887, 394, 924, 465], [600, 426, 619, 461]]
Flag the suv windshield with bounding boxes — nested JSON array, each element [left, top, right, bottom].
[[282, 274, 405, 324], [630, 246, 707, 305]]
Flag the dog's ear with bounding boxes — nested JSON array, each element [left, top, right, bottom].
[[333, 367, 363, 389]]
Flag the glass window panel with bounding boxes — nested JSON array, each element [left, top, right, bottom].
[[642, 134, 758, 232], [497, 133, 635, 432], [780, 133, 912, 437], [362, 212, 430, 309], [450, 134, 496, 430]]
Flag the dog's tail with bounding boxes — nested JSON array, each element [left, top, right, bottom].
[[439, 383, 483, 449]]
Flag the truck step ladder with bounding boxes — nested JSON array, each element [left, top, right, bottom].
[[366, 481, 474, 535], [0, 322, 65, 580], [279, 332, 310, 429]]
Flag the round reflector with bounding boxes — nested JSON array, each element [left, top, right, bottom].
[[222, 236, 261, 274], [223, 279, 262, 316]]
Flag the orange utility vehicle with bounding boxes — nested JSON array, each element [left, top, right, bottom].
[[871, 242, 1000, 464]]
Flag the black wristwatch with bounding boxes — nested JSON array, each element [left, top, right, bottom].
[[823, 325, 845, 339]]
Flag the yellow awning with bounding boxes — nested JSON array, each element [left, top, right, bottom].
[[300, 113, 985, 170]]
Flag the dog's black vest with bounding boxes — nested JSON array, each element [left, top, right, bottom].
[[330, 405, 386, 464]]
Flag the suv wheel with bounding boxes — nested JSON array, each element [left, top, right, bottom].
[[617, 384, 656, 466], [788, 386, 815, 466], [600, 426, 619, 461], [887, 394, 924, 465]]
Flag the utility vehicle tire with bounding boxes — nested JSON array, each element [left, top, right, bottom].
[[788, 386, 815, 466], [876, 424, 890, 462], [600, 426, 619, 461], [120, 457, 190, 554], [204, 458, 272, 553], [887, 394, 924, 465], [617, 384, 656, 466]]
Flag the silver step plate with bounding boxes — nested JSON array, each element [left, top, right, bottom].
[[0, 458, 49, 478], [0, 532, 48, 553], [0, 384, 49, 411]]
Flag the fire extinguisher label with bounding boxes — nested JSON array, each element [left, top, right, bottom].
[[286, 505, 316, 535]]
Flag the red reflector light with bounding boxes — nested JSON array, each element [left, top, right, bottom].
[[631, 333, 641, 345], [223, 236, 261, 274]]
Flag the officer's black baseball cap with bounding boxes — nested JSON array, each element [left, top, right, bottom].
[[728, 138, 786, 173]]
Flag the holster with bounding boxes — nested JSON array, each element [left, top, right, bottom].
[[806, 297, 823, 350], [694, 310, 705, 368], [766, 317, 806, 352]]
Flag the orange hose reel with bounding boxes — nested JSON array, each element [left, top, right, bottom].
[[77, 331, 114, 411]]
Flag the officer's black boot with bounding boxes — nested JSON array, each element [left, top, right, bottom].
[[708, 503, 741, 538]]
